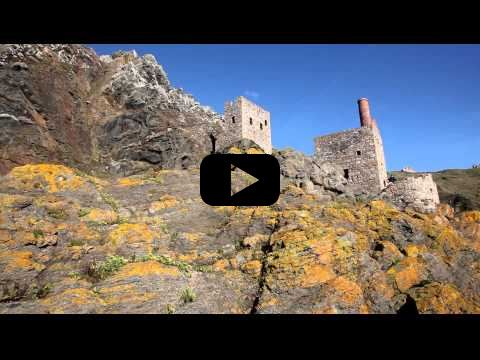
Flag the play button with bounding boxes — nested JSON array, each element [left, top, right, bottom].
[[231, 166, 259, 196], [200, 154, 280, 206]]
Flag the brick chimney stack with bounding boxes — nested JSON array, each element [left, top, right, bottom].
[[358, 98, 373, 128]]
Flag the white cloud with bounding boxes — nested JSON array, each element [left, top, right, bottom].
[[244, 90, 260, 99]]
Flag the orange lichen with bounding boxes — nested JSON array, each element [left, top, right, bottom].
[[4, 164, 91, 193], [81, 208, 118, 224], [213, 259, 230, 272], [149, 195, 178, 212], [0, 194, 33, 208], [241, 260, 262, 276], [214, 206, 236, 216], [388, 257, 425, 292], [115, 178, 145, 187], [111, 261, 180, 279], [227, 147, 242, 154], [41, 287, 105, 310], [412, 282, 480, 314], [0, 250, 45, 272], [0, 230, 12, 243], [324, 205, 356, 224], [327, 276, 364, 306], [242, 234, 268, 248], [106, 223, 155, 248], [404, 244, 427, 257], [298, 264, 336, 288], [183, 232, 202, 243], [246, 148, 264, 155]]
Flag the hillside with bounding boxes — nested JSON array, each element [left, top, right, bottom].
[[0, 45, 479, 313], [390, 168, 480, 212]]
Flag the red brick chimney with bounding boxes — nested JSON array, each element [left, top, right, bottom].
[[358, 98, 373, 128]]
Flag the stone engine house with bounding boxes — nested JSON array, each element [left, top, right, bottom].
[[314, 98, 388, 193], [223, 96, 272, 154]]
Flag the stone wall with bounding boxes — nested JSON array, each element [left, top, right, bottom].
[[223, 96, 272, 154], [380, 174, 440, 213], [314, 125, 387, 194]]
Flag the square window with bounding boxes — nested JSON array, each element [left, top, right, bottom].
[[356, 150, 361, 156]]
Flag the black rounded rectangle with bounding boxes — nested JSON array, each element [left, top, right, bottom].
[[200, 154, 280, 206]]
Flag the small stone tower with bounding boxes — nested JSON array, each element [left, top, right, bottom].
[[314, 98, 388, 193], [223, 96, 272, 154]]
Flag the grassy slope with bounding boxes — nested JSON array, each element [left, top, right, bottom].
[[390, 168, 480, 211]]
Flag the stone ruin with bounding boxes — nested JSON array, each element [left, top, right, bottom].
[[314, 98, 388, 194], [381, 173, 440, 213], [220, 96, 440, 213], [312, 98, 440, 213], [222, 96, 272, 154]]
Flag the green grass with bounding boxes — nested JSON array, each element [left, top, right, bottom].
[[149, 176, 163, 185], [99, 191, 119, 212], [47, 208, 68, 219], [69, 239, 85, 247], [166, 303, 176, 314], [68, 271, 83, 280], [33, 230, 44, 239], [159, 224, 169, 234], [92, 255, 128, 279], [78, 208, 91, 217], [138, 253, 192, 274], [180, 287, 196, 303]]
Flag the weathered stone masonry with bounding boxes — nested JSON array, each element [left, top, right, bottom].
[[314, 98, 388, 194], [223, 96, 272, 154], [382, 173, 440, 213]]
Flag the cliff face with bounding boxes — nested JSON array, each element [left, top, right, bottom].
[[0, 45, 225, 176]]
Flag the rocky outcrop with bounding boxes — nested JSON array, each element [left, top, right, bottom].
[[0, 164, 478, 313], [0, 44, 226, 176], [274, 147, 354, 199]]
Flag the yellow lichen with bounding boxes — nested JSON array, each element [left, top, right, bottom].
[[106, 223, 155, 249], [0, 250, 45, 272], [111, 261, 180, 279], [149, 195, 178, 212], [81, 208, 118, 224], [242, 234, 268, 248], [115, 178, 145, 187], [246, 148, 264, 155], [388, 257, 425, 292], [327, 276, 364, 306], [183, 232, 203, 243], [4, 164, 91, 193], [241, 260, 262, 276], [298, 264, 336, 288], [213, 259, 230, 272]]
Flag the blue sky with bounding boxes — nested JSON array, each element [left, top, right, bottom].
[[89, 44, 479, 172]]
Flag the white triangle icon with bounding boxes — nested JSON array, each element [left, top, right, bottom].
[[231, 165, 259, 196]]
